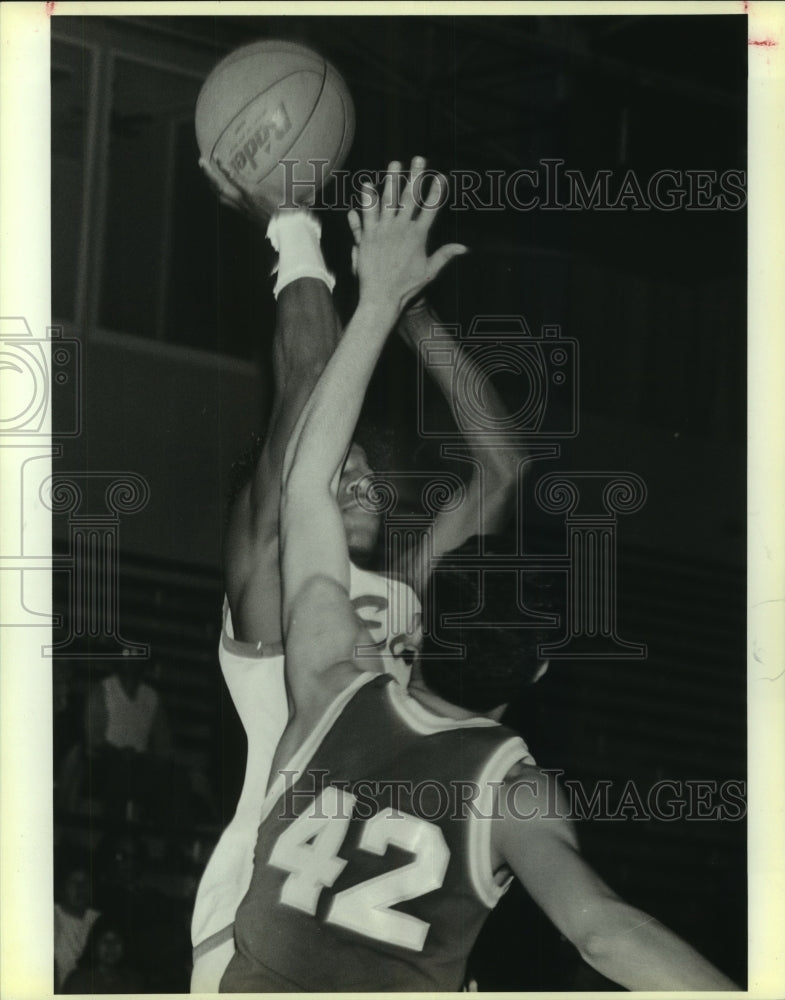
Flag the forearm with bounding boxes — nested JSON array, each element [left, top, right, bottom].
[[225, 277, 341, 643], [398, 305, 523, 560], [249, 278, 342, 516], [399, 303, 525, 488], [579, 900, 738, 991], [280, 294, 399, 610]]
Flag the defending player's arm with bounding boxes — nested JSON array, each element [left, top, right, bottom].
[[493, 766, 739, 991], [278, 292, 397, 680], [280, 161, 466, 678], [223, 224, 342, 646], [397, 301, 526, 592]]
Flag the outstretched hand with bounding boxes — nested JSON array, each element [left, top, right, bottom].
[[347, 157, 467, 313]]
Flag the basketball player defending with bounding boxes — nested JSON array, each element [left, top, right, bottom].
[[190, 161, 524, 990], [218, 160, 738, 992]]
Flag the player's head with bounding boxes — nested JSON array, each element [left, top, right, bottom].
[[419, 537, 561, 712], [55, 848, 92, 916], [114, 656, 145, 694], [228, 437, 383, 559], [97, 831, 143, 891], [337, 442, 383, 560], [83, 916, 127, 972]]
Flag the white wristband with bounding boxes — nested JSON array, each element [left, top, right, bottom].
[[266, 210, 335, 298]]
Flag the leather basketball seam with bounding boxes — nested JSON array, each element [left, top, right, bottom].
[[208, 66, 324, 170], [290, 57, 329, 177]]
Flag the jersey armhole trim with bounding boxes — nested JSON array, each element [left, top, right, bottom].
[[193, 922, 234, 962], [385, 680, 499, 735], [468, 736, 535, 908], [257, 670, 377, 827], [221, 598, 284, 659]]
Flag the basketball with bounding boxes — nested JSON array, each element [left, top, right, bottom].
[[195, 40, 355, 214]]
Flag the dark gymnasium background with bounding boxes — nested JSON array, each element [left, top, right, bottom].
[[51, 13, 746, 991]]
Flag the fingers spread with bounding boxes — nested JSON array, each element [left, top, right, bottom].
[[401, 155, 426, 216], [417, 173, 448, 230], [425, 243, 469, 282], [359, 181, 378, 228], [381, 160, 402, 218], [347, 208, 362, 245]]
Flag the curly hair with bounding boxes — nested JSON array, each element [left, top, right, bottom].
[[420, 537, 563, 712], [224, 417, 394, 530]]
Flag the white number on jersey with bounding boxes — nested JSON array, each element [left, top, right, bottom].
[[268, 784, 353, 914], [268, 790, 450, 951], [328, 806, 449, 951]]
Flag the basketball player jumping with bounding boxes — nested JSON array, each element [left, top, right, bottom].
[[190, 160, 526, 989], [217, 160, 739, 992]]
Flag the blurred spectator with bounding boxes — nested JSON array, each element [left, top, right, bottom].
[[54, 850, 100, 991], [85, 659, 174, 761], [53, 660, 82, 762], [94, 830, 149, 918], [85, 660, 191, 824], [56, 658, 214, 825], [54, 661, 87, 815], [61, 915, 144, 994], [93, 831, 191, 992]]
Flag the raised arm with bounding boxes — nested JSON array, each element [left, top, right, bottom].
[[398, 301, 526, 570], [223, 216, 341, 646], [493, 766, 739, 991], [280, 160, 466, 678]]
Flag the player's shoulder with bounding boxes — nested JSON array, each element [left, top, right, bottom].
[[286, 573, 382, 684], [349, 562, 419, 601], [295, 571, 352, 604], [386, 684, 529, 758], [501, 758, 546, 786], [287, 572, 354, 632], [493, 761, 576, 841]]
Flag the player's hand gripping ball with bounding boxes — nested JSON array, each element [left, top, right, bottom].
[[195, 39, 355, 217]]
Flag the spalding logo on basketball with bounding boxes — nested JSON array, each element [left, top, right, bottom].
[[195, 40, 355, 214]]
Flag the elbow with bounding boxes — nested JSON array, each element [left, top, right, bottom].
[[575, 929, 612, 969], [570, 903, 669, 987], [491, 465, 518, 498], [486, 447, 526, 494], [484, 463, 520, 518], [566, 896, 634, 974]]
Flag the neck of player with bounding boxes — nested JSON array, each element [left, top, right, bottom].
[[406, 663, 507, 722]]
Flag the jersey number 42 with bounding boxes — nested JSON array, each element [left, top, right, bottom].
[[268, 785, 449, 952]]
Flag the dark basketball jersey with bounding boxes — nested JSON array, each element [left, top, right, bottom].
[[220, 672, 533, 993]]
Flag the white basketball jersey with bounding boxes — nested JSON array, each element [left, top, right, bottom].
[[190, 565, 421, 991]]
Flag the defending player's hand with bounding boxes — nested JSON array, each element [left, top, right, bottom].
[[348, 157, 467, 312]]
